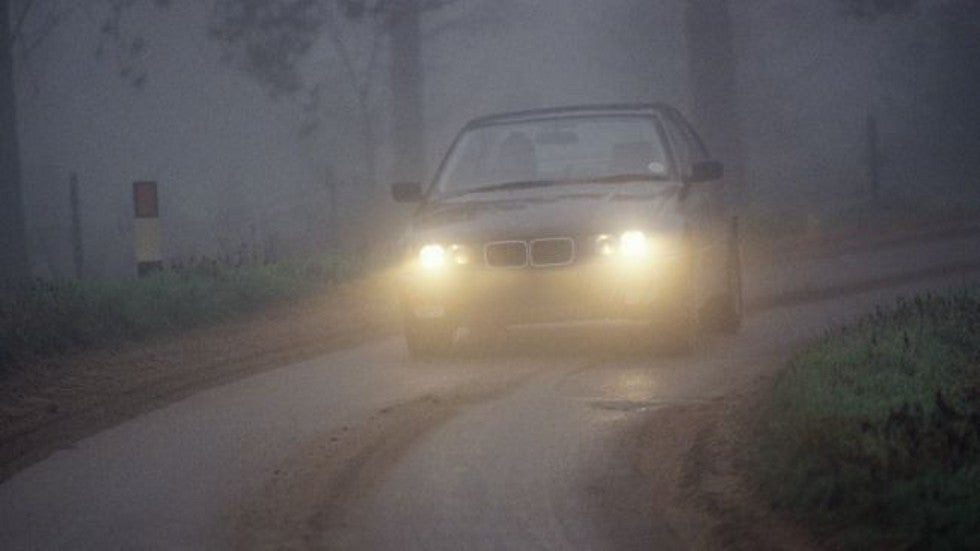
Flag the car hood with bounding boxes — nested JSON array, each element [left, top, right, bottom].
[[407, 184, 687, 244]]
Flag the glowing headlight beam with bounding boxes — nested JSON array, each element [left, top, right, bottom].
[[418, 244, 447, 270], [596, 234, 616, 256], [449, 244, 470, 265], [618, 231, 649, 259]]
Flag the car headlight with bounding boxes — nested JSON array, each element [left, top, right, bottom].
[[596, 231, 672, 262], [618, 231, 649, 259], [418, 244, 447, 270], [417, 243, 471, 270], [596, 231, 650, 258]]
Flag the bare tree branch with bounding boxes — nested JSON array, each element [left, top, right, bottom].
[[358, 12, 384, 99], [11, 0, 168, 90], [839, 0, 917, 20], [422, 0, 511, 41], [419, 0, 463, 11], [10, 0, 38, 45], [16, 2, 75, 63], [322, 7, 364, 102]]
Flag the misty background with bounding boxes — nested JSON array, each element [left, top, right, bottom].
[[6, 0, 979, 279]]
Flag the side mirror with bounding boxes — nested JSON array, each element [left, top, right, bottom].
[[683, 160, 724, 183], [391, 181, 423, 203]]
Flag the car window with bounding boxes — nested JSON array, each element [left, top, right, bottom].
[[672, 114, 710, 162], [660, 118, 690, 171], [435, 116, 671, 194], [664, 112, 711, 166]]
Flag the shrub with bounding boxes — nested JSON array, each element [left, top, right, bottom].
[[756, 290, 980, 548], [0, 252, 359, 371]]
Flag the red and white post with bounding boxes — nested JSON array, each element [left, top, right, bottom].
[[132, 181, 163, 276]]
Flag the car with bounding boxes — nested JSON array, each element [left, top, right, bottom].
[[391, 103, 741, 357]]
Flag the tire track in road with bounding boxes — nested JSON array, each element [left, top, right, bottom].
[[230, 366, 549, 550]]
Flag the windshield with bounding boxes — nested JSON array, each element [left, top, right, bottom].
[[434, 115, 671, 196]]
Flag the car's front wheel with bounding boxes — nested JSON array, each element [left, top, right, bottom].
[[404, 314, 456, 358]]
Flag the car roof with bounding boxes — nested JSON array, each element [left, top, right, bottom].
[[463, 103, 681, 130]]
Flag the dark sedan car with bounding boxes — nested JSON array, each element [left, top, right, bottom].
[[391, 103, 741, 357]]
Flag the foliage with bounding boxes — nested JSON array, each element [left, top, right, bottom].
[[838, 0, 917, 20], [208, 0, 411, 206], [0, 253, 359, 370], [208, 0, 327, 97], [207, 1, 444, 106], [840, 0, 980, 20], [756, 290, 980, 548], [10, 0, 174, 87]]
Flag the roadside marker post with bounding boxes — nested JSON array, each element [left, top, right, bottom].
[[133, 181, 163, 277]]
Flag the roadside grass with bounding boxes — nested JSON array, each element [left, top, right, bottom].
[[756, 289, 980, 549], [0, 254, 359, 371]]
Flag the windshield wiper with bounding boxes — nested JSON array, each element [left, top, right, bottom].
[[443, 174, 669, 200], [589, 173, 670, 183]]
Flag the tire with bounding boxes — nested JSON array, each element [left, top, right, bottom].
[[717, 220, 743, 334], [404, 315, 456, 358]]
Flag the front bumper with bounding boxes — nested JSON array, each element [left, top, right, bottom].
[[400, 254, 690, 327]]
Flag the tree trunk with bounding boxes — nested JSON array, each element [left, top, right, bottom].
[[937, 3, 980, 182], [387, 0, 424, 183], [359, 99, 377, 188], [0, 0, 30, 289], [684, 0, 746, 204]]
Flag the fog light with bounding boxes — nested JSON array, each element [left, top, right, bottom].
[[449, 244, 470, 265], [596, 234, 616, 256]]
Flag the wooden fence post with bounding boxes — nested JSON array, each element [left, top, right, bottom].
[[867, 114, 880, 201], [69, 172, 84, 279]]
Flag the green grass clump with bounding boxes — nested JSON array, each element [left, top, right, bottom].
[[0, 253, 358, 370], [757, 290, 980, 549]]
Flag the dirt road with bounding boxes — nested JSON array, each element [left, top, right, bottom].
[[2, 227, 979, 549]]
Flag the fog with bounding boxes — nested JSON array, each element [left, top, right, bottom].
[[8, 0, 979, 278]]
